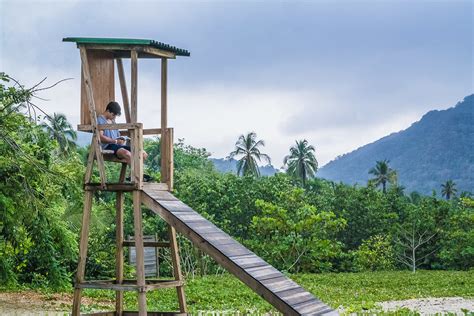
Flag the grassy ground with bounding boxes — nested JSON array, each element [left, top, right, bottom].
[[76, 270, 473, 314]]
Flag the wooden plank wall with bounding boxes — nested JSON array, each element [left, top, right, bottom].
[[80, 50, 115, 125], [128, 235, 159, 277]]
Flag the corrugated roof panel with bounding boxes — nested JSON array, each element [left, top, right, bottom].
[[63, 37, 190, 57]]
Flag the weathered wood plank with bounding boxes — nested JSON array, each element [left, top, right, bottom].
[[146, 191, 178, 201], [132, 190, 146, 315], [85, 183, 138, 191], [79, 46, 107, 187], [72, 191, 93, 316], [293, 299, 335, 315], [260, 276, 299, 293], [124, 241, 170, 248], [276, 287, 316, 307], [168, 224, 187, 312], [142, 182, 169, 191], [229, 254, 268, 269], [246, 265, 282, 281], [116, 58, 131, 123], [115, 186, 125, 313]]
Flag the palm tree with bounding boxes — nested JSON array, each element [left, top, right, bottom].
[[368, 159, 397, 193], [41, 112, 77, 155], [284, 140, 318, 186], [441, 180, 457, 200], [228, 132, 270, 177]]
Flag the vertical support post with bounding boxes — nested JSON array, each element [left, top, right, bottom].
[[132, 124, 144, 188], [130, 50, 143, 187], [168, 224, 187, 313], [72, 191, 93, 316], [117, 58, 132, 124], [155, 233, 160, 278], [79, 46, 107, 188], [131, 50, 138, 123], [115, 164, 127, 315], [115, 190, 124, 315], [84, 142, 96, 183], [160, 58, 169, 188], [167, 128, 174, 190], [133, 190, 147, 315]]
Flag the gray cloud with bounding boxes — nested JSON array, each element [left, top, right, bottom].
[[1, 0, 472, 166]]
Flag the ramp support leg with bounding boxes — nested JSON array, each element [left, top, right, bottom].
[[115, 163, 127, 315], [169, 224, 187, 312], [133, 190, 147, 315], [72, 191, 93, 316]]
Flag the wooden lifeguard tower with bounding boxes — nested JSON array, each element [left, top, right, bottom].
[[64, 37, 190, 316], [64, 37, 337, 316]]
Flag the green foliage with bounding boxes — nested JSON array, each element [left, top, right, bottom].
[[40, 112, 77, 156], [438, 197, 474, 269], [228, 132, 270, 177], [250, 193, 346, 272], [369, 159, 398, 193], [0, 73, 81, 288], [353, 235, 395, 271], [441, 179, 457, 200], [0, 72, 472, 293], [284, 139, 318, 186], [76, 270, 473, 314]]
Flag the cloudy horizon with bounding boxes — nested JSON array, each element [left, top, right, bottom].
[[1, 0, 472, 167]]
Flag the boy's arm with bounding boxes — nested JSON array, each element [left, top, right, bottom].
[[99, 130, 118, 144]]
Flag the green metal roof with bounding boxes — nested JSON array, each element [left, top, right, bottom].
[[63, 37, 190, 57]]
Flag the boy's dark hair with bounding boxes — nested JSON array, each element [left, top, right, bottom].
[[106, 101, 121, 116]]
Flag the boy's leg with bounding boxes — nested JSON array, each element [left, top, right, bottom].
[[116, 148, 132, 164]]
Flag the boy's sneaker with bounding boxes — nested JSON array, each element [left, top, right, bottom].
[[125, 174, 154, 182]]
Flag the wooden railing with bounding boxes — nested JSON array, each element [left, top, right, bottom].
[[79, 124, 174, 191]]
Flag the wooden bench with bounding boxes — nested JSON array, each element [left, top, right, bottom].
[[101, 148, 129, 164]]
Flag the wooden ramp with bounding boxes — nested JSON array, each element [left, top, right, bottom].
[[141, 184, 337, 316]]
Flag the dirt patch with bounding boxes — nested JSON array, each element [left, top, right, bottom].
[[0, 291, 113, 315], [378, 297, 474, 315]]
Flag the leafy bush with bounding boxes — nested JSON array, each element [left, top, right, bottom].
[[353, 234, 395, 271]]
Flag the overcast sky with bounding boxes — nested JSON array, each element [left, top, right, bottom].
[[1, 0, 472, 167]]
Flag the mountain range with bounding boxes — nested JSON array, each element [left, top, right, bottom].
[[210, 158, 278, 176], [317, 94, 474, 195]]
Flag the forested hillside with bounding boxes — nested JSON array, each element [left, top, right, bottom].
[[211, 158, 278, 176], [318, 95, 474, 194]]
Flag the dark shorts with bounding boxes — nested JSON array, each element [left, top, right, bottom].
[[104, 144, 131, 156]]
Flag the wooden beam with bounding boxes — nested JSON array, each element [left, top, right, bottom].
[[161, 58, 169, 187], [77, 123, 140, 131], [85, 183, 138, 191], [84, 140, 96, 184], [75, 279, 184, 291], [167, 128, 174, 191], [116, 58, 132, 123], [81, 44, 177, 59], [123, 241, 171, 248], [168, 224, 187, 313], [72, 191, 93, 316], [78, 125, 162, 136], [132, 124, 144, 188], [131, 50, 138, 123], [116, 171, 125, 314], [133, 190, 147, 315], [80, 46, 107, 188]]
